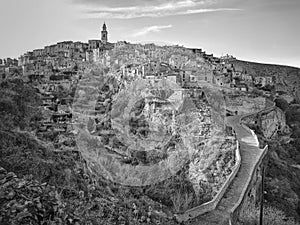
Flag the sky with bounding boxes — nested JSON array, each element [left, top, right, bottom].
[[0, 0, 299, 68]]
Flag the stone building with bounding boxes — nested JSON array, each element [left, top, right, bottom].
[[33, 49, 45, 57], [88, 40, 102, 50], [169, 54, 189, 69], [86, 23, 114, 62]]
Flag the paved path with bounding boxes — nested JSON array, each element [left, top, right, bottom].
[[186, 115, 267, 225]]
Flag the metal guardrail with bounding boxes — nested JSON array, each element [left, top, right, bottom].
[[175, 140, 241, 222]]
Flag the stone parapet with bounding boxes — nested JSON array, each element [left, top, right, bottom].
[[229, 145, 268, 224], [175, 141, 241, 223]]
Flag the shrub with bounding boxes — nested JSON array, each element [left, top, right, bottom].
[[0, 79, 41, 130], [170, 190, 194, 213]]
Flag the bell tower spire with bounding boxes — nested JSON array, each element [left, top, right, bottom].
[[101, 22, 108, 44]]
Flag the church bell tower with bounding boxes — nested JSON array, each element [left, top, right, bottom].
[[101, 22, 108, 44]]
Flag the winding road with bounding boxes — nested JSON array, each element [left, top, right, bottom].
[[184, 114, 268, 224]]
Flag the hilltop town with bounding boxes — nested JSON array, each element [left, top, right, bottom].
[[1, 22, 297, 97], [2, 23, 298, 101], [1, 23, 298, 139], [0, 23, 300, 225], [0, 23, 267, 159]]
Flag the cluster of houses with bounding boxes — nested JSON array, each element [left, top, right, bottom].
[[0, 23, 279, 142], [0, 21, 276, 95], [0, 57, 21, 80], [212, 61, 275, 92], [99, 42, 274, 94], [16, 23, 113, 78]]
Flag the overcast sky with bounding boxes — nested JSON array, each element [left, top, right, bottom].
[[0, 0, 299, 67]]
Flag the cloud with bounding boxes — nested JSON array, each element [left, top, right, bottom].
[[86, 8, 242, 19], [71, 0, 201, 7], [75, 0, 242, 19], [132, 25, 173, 37]]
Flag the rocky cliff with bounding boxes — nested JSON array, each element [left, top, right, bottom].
[[241, 104, 300, 221], [242, 106, 287, 140]]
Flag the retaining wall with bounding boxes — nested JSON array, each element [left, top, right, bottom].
[[175, 103, 273, 224], [175, 141, 241, 222], [229, 145, 268, 225], [228, 105, 272, 224]]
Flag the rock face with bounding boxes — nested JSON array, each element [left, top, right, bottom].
[[242, 107, 287, 139], [242, 104, 300, 221], [260, 107, 286, 139], [73, 71, 231, 189]]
